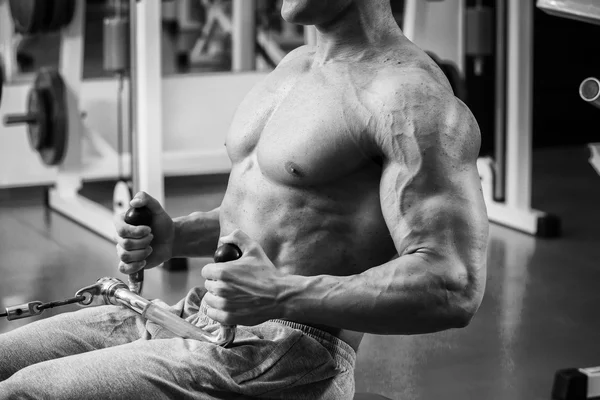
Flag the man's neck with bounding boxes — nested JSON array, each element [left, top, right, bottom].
[[313, 0, 402, 64]]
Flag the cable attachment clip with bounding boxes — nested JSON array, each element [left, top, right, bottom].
[[0, 295, 87, 321], [1, 301, 44, 320]]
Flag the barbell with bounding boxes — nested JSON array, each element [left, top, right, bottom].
[[9, 0, 75, 35], [3, 68, 68, 166]]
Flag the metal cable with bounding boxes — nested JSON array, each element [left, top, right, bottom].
[[35, 295, 87, 311]]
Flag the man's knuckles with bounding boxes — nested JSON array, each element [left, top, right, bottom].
[[205, 280, 231, 296], [204, 292, 239, 311], [202, 263, 231, 281], [118, 235, 153, 251], [116, 245, 152, 262], [116, 247, 136, 263], [119, 238, 137, 251], [116, 224, 150, 239], [119, 260, 146, 274]]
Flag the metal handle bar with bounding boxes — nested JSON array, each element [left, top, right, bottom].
[[76, 277, 236, 346]]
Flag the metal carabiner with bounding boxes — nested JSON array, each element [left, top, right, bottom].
[[4, 301, 44, 321], [75, 277, 236, 346]]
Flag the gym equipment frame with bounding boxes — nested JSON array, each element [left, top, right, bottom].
[[405, 0, 559, 237], [0, 1, 273, 241], [44, 0, 163, 241]]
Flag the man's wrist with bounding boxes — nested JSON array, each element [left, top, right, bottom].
[[171, 216, 184, 258], [171, 209, 221, 258], [276, 274, 309, 321], [275, 273, 353, 325]]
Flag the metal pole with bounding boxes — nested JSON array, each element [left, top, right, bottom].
[[402, 0, 421, 41], [493, 0, 507, 201], [129, 0, 138, 192], [304, 25, 317, 46], [0, 0, 17, 82], [505, 0, 533, 209], [232, 0, 256, 71], [57, 0, 86, 194], [130, 0, 164, 204]]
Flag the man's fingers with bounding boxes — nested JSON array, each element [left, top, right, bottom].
[[115, 220, 151, 239], [117, 245, 153, 264], [115, 191, 164, 240], [117, 234, 154, 251], [203, 293, 237, 324], [203, 291, 226, 309], [130, 191, 165, 214], [204, 279, 230, 297], [201, 263, 227, 281], [119, 260, 147, 275], [205, 306, 235, 325]]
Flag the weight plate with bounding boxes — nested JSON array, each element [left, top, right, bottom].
[[113, 180, 133, 216], [34, 68, 68, 166], [26, 89, 48, 151], [43, 0, 56, 33], [48, 0, 76, 32], [9, 0, 50, 34]]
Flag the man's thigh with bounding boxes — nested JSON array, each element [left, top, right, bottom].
[[0, 337, 246, 400], [0, 305, 146, 381], [0, 319, 350, 400]]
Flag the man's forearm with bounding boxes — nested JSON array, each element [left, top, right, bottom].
[[172, 208, 221, 258], [279, 254, 479, 335]]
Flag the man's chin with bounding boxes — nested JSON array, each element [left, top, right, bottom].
[[281, 7, 315, 26], [281, 14, 306, 25]]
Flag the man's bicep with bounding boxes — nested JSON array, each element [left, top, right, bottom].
[[380, 162, 485, 256], [377, 100, 489, 283]]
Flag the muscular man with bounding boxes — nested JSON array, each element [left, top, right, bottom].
[[0, 0, 488, 398]]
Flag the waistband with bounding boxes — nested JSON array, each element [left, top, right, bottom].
[[196, 299, 356, 370], [269, 319, 356, 370]]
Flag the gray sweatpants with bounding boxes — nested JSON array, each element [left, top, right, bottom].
[[0, 287, 355, 399]]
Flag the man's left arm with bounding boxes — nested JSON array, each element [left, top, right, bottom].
[[276, 94, 488, 334], [203, 84, 489, 334]]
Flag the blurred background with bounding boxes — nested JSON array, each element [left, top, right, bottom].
[[8, 0, 600, 148]]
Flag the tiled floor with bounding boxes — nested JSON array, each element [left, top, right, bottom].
[[1, 146, 600, 399]]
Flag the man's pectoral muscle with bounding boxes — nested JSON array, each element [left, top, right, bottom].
[[276, 76, 489, 335]]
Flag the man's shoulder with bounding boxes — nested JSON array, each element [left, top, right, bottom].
[[366, 60, 479, 154], [369, 59, 455, 111], [277, 45, 314, 68]]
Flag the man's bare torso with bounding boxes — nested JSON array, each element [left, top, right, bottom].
[[219, 38, 454, 350]]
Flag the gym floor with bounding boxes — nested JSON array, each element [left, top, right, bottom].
[[1, 145, 600, 399]]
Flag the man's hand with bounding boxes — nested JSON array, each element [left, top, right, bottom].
[[114, 192, 175, 275], [201, 230, 287, 326]]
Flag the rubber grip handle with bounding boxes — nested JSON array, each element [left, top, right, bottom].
[[210, 243, 242, 345], [214, 243, 242, 263], [124, 206, 153, 293]]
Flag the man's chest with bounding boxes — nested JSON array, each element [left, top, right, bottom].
[[225, 73, 378, 186]]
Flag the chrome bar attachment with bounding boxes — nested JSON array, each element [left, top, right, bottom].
[[76, 277, 236, 346]]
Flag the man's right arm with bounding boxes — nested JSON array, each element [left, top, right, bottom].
[[172, 207, 221, 258]]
